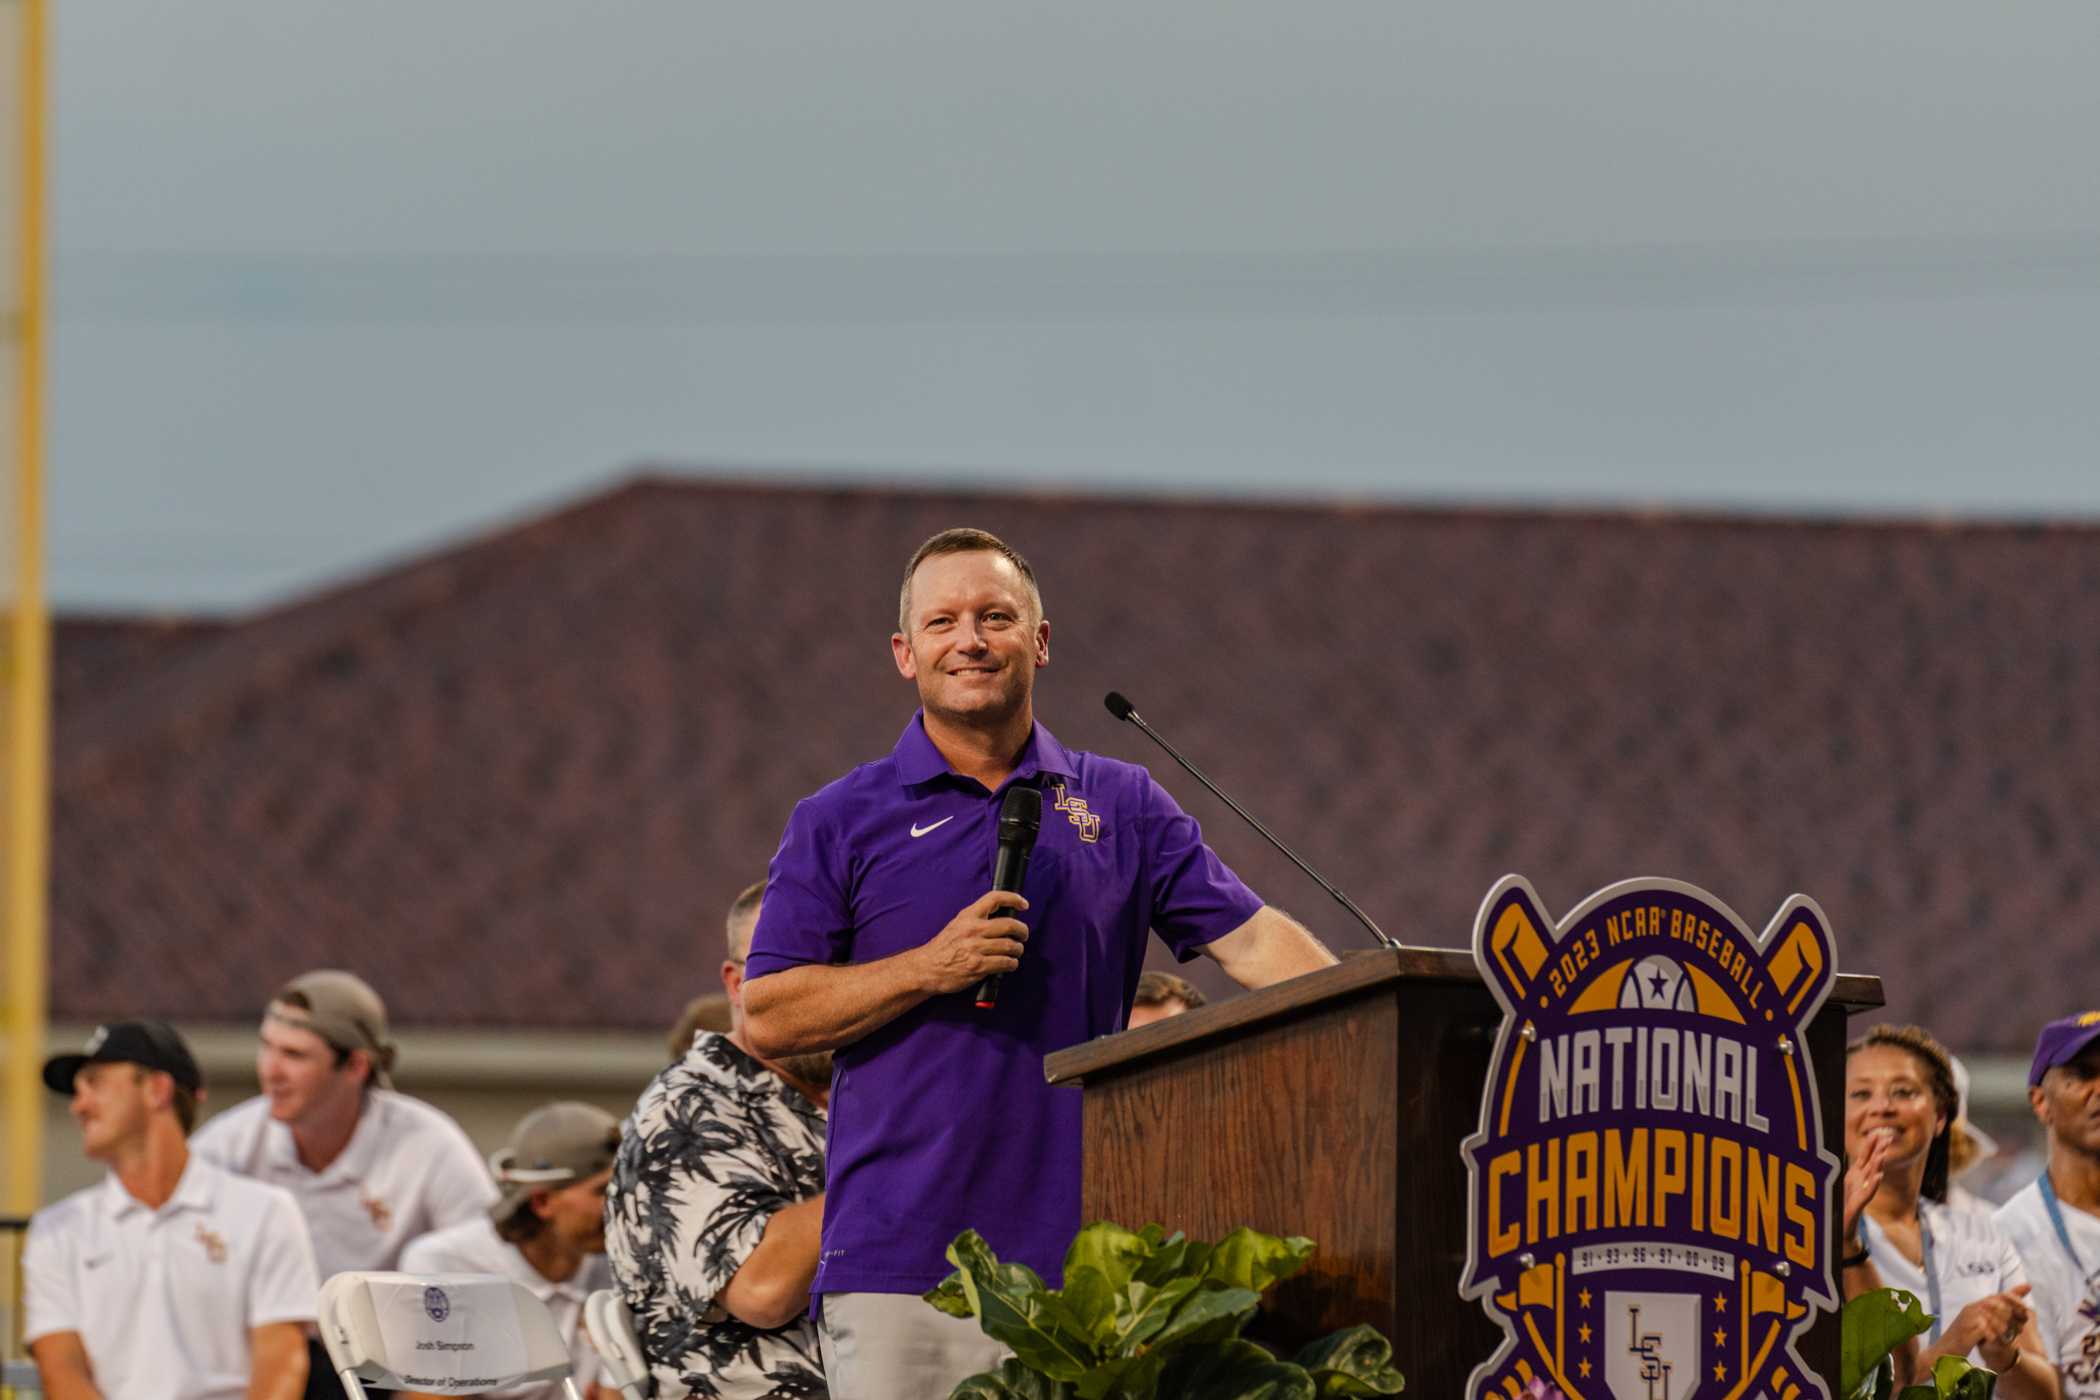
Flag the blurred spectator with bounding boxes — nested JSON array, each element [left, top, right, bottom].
[[1947, 1055, 2005, 1215], [665, 993, 734, 1061], [1996, 1011, 2100, 1399], [1127, 970, 1208, 1029], [191, 969, 495, 1399], [1840, 1024, 2055, 1397], [25, 1022, 319, 1400], [606, 881, 830, 1399], [398, 1103, 622, 1400]]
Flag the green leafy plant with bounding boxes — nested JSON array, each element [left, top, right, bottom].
[[924, 1221, 1405, 1399], [1841, 1287, 1996, 1399]]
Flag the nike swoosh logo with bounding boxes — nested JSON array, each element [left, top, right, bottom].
[[910, 816, 956, 838], [83, 1254, 113, 1270]]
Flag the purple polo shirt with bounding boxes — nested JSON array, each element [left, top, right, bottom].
[[744, 713, 1264, 1297]]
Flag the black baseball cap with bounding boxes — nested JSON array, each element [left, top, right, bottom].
[[43, 1021, 204, 1096]]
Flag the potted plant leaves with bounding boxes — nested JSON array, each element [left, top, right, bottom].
[[1842, 1287, 1997, 1399], [923, 1220, 1405, 1399]]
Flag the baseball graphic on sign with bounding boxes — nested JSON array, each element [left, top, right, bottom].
[[1620, 955, 1696, 1013]]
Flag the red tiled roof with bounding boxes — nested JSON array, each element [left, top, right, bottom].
[[51, 475, 2100, 1054], [55, 615, 229, 715]]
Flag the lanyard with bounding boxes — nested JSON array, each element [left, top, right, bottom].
[[2038, 1171, 2100, 1304], [1864, 1209, 1945, 1342], [2041, 1172, 2089, 1274]]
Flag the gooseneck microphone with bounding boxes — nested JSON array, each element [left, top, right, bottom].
[[976, 784, 1044, 1009], [1103, 691, 1400, 951]]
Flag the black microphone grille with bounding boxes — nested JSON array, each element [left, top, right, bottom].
[[1103, 691, 1137, 721], [999, 783, 1043, 832]]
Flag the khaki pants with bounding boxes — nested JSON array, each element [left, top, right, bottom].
[[817, 1291, 1010, 1400]]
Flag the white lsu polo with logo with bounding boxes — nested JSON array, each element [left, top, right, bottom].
[[400, 1217, 611, 1400], [22, 1156, 320, 1400], [192, 1087, 496, 1283], [1997, 1180, 2100, 1397], [1862, 1197, 2031, 1368]]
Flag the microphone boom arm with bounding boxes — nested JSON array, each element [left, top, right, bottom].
[[1105, 692, 1401, 952]]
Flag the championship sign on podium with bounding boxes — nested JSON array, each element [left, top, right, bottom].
[[1461, 877, 1843, 1400]]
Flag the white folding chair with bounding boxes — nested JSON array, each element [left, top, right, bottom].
[[581, 1288, 654, 1399], [318, 1271, 585, 1399]]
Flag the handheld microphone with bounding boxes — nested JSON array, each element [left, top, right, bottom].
[[1103, 691, 1400, 951], [976, 784, 1044, 1009]]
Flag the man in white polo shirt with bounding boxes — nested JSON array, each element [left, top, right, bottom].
[[191, 970, 495, 1398], [1997, 1010, 2100, 1399], [25, 1021, 321, 1400], [398, 1102, 621, 1400]]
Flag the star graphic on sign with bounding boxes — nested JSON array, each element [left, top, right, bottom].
[[1714, 1328, 1728, 1346], [1578, 1288, 1593, 1309], [1648, 971, 1668, 997], [1578, 1323, 1592, 1344], [1714, 1362, 1728, 1381], [1714, 1293, 1729, 1312], [1577, 1359, 1592, 1379]]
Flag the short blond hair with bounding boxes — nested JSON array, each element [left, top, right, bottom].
[[725, 880, 766, 964], [897, 528, 1042, 633]]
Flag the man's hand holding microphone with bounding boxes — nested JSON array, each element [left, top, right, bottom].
[[914, 785, 1042, 1008], [914, 890, 1031, 994]]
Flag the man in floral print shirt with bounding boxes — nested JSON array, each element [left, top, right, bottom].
[[606, 883, 831, 1400]]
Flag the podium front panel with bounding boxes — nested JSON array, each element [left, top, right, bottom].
[[1072, 973, 1508, 1393]]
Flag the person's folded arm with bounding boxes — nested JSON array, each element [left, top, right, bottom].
[[245, 1321, 309, 1400], [28, 1332, 104, 1400], [743, 890, 1030, 1057], [649, 1095, 828, 1334], [717, 1194, 827, 1330]]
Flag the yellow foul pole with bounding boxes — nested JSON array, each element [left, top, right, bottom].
[[4, 0, 50, 1216]]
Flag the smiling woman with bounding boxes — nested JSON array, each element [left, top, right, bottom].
[[1841, 1025, 2062, 1399]]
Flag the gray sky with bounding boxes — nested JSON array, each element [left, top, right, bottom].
[[49, 0, 2100, 610]]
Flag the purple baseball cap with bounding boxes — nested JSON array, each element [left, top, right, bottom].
[[2029, 1010, 2100, 1085]]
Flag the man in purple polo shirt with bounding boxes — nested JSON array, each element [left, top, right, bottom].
[[742, 526, 1339, 1398]]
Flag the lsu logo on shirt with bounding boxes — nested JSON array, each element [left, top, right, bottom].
[[1048, 783, 1102, 843], [2066, 1299, 2100, 1390], [1461, 876, 1842, 1400]]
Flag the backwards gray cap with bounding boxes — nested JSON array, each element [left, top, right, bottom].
[[266, 969, 398, 1089], [488, 1101, 622, 1223]]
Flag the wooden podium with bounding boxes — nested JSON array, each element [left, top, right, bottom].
[[1044, 948, 1884, 1397]]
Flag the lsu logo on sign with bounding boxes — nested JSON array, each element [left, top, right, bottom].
[[1461, 876, 1841, 1400]]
